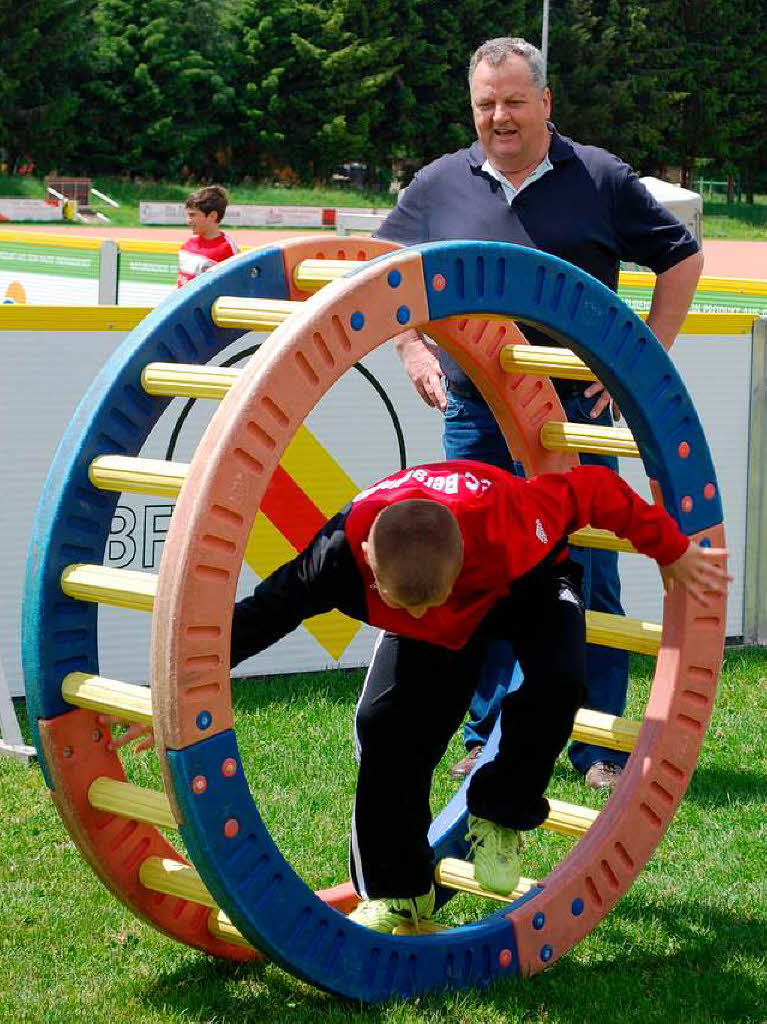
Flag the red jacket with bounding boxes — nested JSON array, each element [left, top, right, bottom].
[[177, 232, 239, 287], [231, 461, 688, 663], [345, 461, 687, 649]]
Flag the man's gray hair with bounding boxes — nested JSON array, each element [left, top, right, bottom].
[[468, 37, 546, 89]]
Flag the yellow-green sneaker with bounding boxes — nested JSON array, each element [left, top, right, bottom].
[[348, 886, 436, 934], [465, 814, 523, 895]]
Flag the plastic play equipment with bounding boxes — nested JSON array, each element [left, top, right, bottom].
[[23, 237, 726, 1000]]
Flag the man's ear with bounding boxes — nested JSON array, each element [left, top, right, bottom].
[[361, 540, 371, 567]]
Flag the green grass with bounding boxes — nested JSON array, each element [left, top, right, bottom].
[[702, 195, 767, 241], [2, 648, 766, 1023], [0, 175, 395, 229], [3, 174, 766, 239]]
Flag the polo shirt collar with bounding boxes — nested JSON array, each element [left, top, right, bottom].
[[468, 122, 575, 171]]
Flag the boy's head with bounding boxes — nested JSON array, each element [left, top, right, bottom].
[[362, 500, 464, 619], [185, 185, 229, 238]]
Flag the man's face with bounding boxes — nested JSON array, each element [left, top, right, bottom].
[[470, 55, 551, 175]]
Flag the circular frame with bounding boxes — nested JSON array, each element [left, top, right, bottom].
[[21, 236, 397, 956], [153, 241, 726, 1000]]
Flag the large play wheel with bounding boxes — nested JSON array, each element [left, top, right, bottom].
[[23, 238, 726, 1001], [22, 236, 398, 957], [154, 241, 725, 998]]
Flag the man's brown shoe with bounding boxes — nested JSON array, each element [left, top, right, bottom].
[[584, 761, 623, 790], [449, 745, 483, 779]]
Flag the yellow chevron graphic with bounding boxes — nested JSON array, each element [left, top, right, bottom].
[[280, 424, 359, 514], [243, 424, 362, 660]]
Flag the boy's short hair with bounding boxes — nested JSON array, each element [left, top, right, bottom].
[[370, 500, 464, 606], [185, 185, 229, 222]]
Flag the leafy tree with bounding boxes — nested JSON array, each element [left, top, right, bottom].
[[546, 0, 681, 172], [0, 0, 87, 171], [235, 0, 416, 182], [3, 0, 762, 195], [73, 0, 239, 177], [698, 0, 765, 201]]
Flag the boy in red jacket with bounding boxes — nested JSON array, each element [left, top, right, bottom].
[[109, 461, 727, 934], [177, 185, 239, 287]]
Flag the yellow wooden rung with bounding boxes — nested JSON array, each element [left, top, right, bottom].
[[88, 777, 176, 830], [572, 707, 641, 753], [499, 343, 596, 381], [141, 362, 240, 400], [586, 609, 661, 655], [207, 909, 255, 950], [211, 296, 299, 330], [62, 671, 152, 724], [569, 526, 637, 554], [544, 797, 599, 837], [435, 858, 536, 904], [61, 564, 156, 611], [540, 421, 640, 458], [293, 258, 364, 293], [90, 455, 187, 497], [139, 856, 216, 908]]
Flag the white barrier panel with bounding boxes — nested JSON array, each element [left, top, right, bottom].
[[139, 201, 387, 227], [0, 318, 752, 697], [0, 198, 63, 222], [336, 211, 387, 235], [117, 247, 178, 306], [138, 202, 188, 225], [0, 234, 100, 304], [140, 202, 323, 227]]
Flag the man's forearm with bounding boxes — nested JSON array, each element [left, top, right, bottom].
[[646, 250, 705, 350], [391, 328, 446, 410], [393, 327, 429, 356]]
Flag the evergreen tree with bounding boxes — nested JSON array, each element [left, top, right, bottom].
[[0, 0, 87, 171], [546, 0, 680, 172], [75, 0, 239, 177]]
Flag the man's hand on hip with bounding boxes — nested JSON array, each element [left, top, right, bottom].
[[584, 380, 621, 421], [393, 330, 447, 411]]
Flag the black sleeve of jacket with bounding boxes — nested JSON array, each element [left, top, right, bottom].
[[229, 508, 368, 668]]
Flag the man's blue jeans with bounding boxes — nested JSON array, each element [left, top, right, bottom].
[[442, 386, 629, 775]]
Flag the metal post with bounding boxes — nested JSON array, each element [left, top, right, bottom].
[[744, 316, 767, 645], [98, 240, 119, 305], [542, 0, 550, 81], [0, 653, 36, 764]]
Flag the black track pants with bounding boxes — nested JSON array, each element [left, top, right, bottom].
[[349, 562, 587, 900]]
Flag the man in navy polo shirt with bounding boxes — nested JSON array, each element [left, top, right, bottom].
[[375, 36, 704, 790]]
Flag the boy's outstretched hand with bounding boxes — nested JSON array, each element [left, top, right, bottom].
[[98, 714, 155, 753], [660, 543, 730, 606]]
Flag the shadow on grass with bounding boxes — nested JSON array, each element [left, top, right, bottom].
[[135, 893, 766, 1024], [703, 196, 767, 227], [685, 762, 767, 808]]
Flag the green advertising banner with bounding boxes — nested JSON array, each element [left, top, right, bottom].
[[0, 239, 99, 279], [118, 250, 177, 285]]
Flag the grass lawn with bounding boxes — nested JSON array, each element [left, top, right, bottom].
[[2, 648, 765, 1023], [2, 175, 767, 240], [702, 195, 767, 241], [0, 175, 395, 229]]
